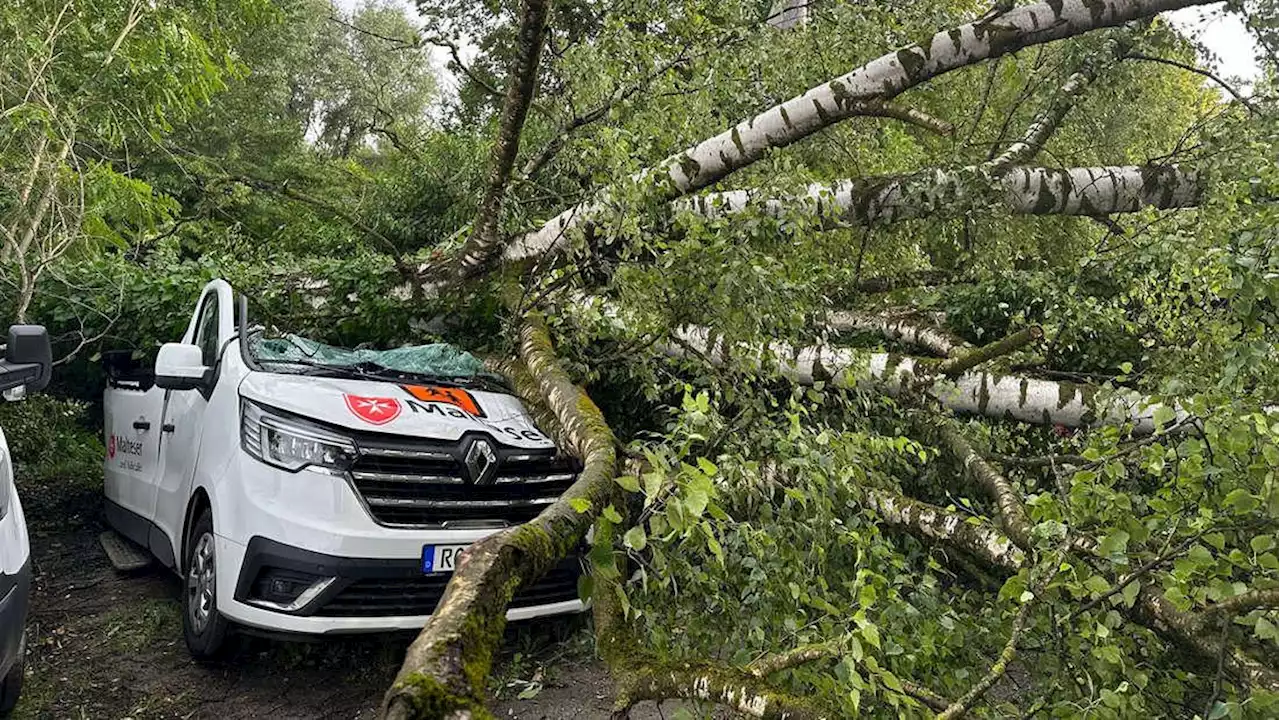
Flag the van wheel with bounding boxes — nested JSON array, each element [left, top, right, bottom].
[[182, 509, 229, 659], [0, 633, 24, 717]]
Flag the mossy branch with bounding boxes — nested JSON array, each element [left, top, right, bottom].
[[936, 599, 1034, 719], [931, 326, 1042, 378], [380, 313, 617, 720]]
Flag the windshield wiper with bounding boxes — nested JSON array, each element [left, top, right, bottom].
[[256, 355, 370, 379], [345, 362, 513, 394]]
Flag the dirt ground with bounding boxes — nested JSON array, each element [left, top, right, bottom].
[[9, 474, 685, 720]]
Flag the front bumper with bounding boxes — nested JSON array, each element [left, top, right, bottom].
[[211, 454, 583, 634], [217, 536, 583, 635], [0, 559, 30, 679]]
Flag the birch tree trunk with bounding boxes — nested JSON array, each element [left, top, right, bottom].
[[686, 165, 1201, 227], [664, 326, 1183, 433], [503, 0, 1213, 264]]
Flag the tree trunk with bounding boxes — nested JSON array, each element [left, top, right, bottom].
[[686, 165, 1201, 227], [504, 0, 1213, 263], [663, 327, 1182, 433], [423, 0, 550, 286]]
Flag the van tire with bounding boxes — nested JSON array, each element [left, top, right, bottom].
[[182, 509, 229, 659], [0, 634, 23, 717]]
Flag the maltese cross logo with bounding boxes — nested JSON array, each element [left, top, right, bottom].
[[344, 394, 402, 425]]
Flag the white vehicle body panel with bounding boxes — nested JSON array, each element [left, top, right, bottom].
[[103, 279, 581, 635], [0, 428, 28, 576], [237, 374, 555, 449]]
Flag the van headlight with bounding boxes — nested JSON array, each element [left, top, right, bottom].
[[241, 400, 356, 474]]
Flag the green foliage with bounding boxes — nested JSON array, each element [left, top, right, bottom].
[[0, 396, 102, 485], [0, 0, 1274, 716]]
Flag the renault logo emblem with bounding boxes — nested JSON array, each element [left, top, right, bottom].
[[464, 438, 498, 484]]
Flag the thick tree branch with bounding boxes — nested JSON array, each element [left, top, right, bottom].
[[504, 0, 1215, 265], [612, 663, 830, 719], [826, 309, 973, 358], [1129, 584, 1279, 689], [865, 487, 1027, 570], [687, 165, 1202, 228], [659, 324, 1182, 433], [747, 638, 846, 678], [933, 326, 1042, 377], [424, 0, 551, 286], [987, 32, 1132, 173], [1194, 587, 1280, 629], [873, 101, 956, 135], [932, 422, 1034, 550], [380, 313, 617, 719]]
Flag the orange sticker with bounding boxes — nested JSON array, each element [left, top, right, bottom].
[[401, 385, 484, 417]]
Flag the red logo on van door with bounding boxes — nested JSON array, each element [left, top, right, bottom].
[[108, 435, 116, 459], [344, 394, 402, 425]]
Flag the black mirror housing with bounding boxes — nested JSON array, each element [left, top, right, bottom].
[[1, 325, 52, 393]]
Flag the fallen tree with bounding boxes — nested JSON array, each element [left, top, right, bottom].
[[495, 0, 1219, 269], [662, 324, 1183, 433], [372, 0, 1277, 716], [683, 164, 1202, 227]]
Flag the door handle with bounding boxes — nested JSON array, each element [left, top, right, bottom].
[[162, 423, 176, 434], [133, 420, 151, 431]]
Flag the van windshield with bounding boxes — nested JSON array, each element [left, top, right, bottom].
[[245, 331, 511, 393]]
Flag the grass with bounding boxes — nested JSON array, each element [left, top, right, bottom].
[[101, 598, 182, 654]]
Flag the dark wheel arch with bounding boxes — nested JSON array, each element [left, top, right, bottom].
[[180, 488, 212, 574]]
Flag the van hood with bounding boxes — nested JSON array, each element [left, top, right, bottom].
[[238, 372, 555, 450]]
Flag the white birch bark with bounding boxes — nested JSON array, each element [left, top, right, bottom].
[[827, 309, 972, 357], [504, 0, 1214, 264], [686, 165, 1201, 227], [768, 0, 810, 30], [664, 326, 1182, 433]]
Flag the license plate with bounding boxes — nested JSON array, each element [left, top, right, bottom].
[[421, 544, 468, 573]]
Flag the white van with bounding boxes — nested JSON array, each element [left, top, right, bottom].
[[102, 280, 582, 657], [0, 324, 52, 716]]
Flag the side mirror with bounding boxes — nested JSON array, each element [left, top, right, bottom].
[[155, 343, 209, 391], [0, 325, 52, 395]]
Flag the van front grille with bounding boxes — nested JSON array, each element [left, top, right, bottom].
[[346, 435, 578, 528]]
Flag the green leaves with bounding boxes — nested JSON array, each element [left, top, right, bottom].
[[623, 526, 647, 551]]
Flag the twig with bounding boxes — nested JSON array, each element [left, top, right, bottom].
[[937, 598, 1034, 719], [985, 452, 1089, 469], [1202, 614, 1232, 720], [1126, 54, 1259, 115]]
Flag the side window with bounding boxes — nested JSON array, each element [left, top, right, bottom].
[[194, 295, 220, 367]]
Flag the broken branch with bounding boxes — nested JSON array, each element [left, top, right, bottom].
[[380, 313, 618, 719]]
